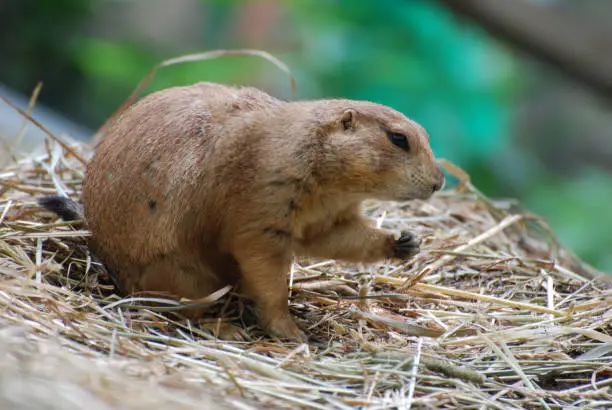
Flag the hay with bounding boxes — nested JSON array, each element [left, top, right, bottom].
[[2, 131, 612, 409]]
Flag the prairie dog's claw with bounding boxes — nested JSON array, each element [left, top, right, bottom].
[[392, 230, 420, 259]]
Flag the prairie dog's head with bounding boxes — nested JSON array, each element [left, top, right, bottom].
[[310, 100, 445, 201]]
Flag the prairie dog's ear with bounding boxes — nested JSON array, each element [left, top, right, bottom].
[[340, 109, 356, 131]]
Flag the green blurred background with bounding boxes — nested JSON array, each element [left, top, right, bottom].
[[0, 0, 610, 272]]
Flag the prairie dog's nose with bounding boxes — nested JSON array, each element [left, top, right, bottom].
[[431, 167, 445, 193]]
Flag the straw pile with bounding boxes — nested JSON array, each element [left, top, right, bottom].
[[2, 127, 612, 409]]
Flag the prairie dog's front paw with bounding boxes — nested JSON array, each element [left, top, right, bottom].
[[392, 230, 421, 260]]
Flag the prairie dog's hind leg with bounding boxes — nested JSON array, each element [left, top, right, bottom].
[[134, 253, 229, 319], [232, 239, 307, 342]]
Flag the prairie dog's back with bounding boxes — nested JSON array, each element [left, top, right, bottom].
[[82, 82, 283, 266]]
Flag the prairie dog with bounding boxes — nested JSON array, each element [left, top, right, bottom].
[[39, 82, 445, 342]]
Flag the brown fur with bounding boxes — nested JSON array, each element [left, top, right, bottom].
[[58, 82, 445, 341]]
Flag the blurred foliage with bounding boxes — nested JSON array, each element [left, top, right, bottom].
[[527, 167, 612, 270], [0, 0, 610, 272], [0, 0, 96, 122]]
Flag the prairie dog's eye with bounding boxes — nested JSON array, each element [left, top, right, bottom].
[[387, 132, 409, 151]]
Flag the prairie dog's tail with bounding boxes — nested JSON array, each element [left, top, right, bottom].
[[37, 196, 84, 222], [37, 195, 122, 290]]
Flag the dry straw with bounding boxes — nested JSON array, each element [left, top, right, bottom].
[[1, 50, 612, 409]]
